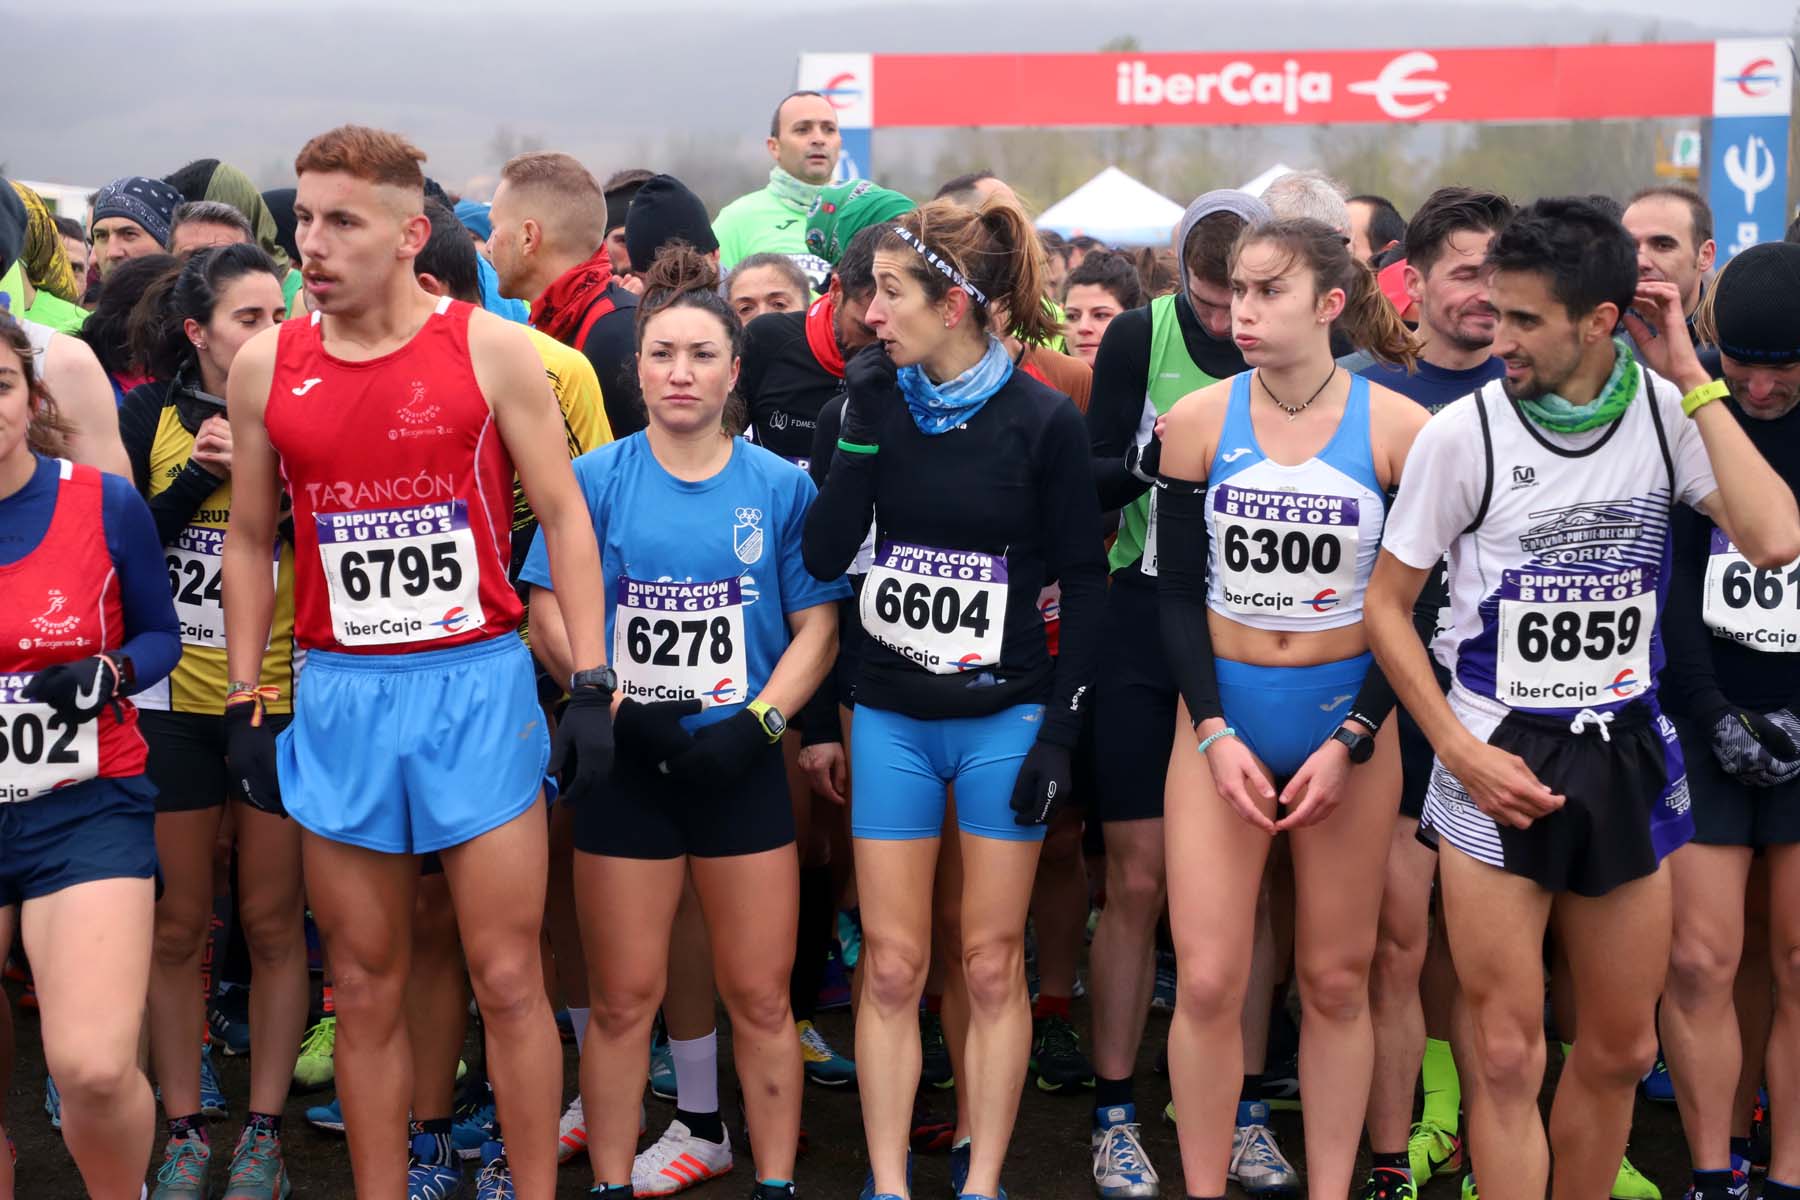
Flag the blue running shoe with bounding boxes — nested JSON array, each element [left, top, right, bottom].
[[1091, 1105, 1159, 1198], [209, 986, 252, 1058], [951, 1140, 971, 1196], [44, 1075, 61, 1130], [408, 1130, 461, 1200], [200, 1045, 229, 1118], [859, 1152, 911, 1200], [649, 1033, 677, 1101], [305, 1096, 344, 1134], [453, 1102, 497, 1161], [222, 1125, 292, 1200], [151, 1134, 212, 1199], [1642, 1055, 1674, 1103], [475, 1141, 514, 1200]]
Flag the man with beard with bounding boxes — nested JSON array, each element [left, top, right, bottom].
[[1367, 196, 1800, 1200]]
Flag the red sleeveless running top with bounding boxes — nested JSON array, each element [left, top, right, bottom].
[[264, 297, 522, 654], [0, 459, 146, 799]]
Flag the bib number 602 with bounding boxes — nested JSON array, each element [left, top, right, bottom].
[[872, 577, 992, 638]]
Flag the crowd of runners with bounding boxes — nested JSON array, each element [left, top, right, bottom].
[[5, 88, 1800, 1200]]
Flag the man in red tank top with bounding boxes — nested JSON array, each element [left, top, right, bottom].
[[218, 125, 614, 1200]]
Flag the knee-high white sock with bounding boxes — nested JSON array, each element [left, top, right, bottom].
[[670, 1029, 719, 1114]]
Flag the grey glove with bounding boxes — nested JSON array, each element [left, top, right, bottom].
[[1708, 706, 1800, 788]]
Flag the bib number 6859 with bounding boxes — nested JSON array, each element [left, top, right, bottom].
[[1515, 607, 1643, 663]]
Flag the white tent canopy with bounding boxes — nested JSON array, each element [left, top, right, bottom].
[[1036, 167, 1186, 247], [1239, 163, 1300, 197]]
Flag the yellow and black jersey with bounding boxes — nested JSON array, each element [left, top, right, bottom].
[[120, 380, 299, 714]]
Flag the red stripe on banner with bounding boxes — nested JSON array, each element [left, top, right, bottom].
[[869, 43, 1715, 128]]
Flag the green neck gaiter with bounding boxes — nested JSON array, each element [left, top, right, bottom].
[[1517, 338, 1639, 434], [768, 165, 824, 212]]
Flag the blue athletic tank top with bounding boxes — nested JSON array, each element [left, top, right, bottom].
[[1204, 370, 1385, 631]]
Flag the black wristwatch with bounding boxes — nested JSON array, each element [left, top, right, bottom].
[[1331, 725, 1376, 765], [570, 665, 618, 695]]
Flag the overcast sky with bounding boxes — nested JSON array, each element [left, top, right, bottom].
[[10, 0, 1792, 194]]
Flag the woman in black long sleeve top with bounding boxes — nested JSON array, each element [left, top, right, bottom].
[[802, 198, 1105, 1200]]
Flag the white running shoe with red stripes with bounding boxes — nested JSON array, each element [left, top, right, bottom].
[[557, 1096, 587, 1165], [631, 1119, 733, 1196]]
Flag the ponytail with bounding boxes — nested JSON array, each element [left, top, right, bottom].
[[130, 243, 285, 383], [1341, 256, 1418, 370], [880, 196, 1057, 344]]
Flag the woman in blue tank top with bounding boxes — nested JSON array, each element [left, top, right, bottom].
[[1153, 219, 1431, 1199]]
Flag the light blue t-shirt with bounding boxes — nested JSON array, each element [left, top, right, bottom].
[[520, 433, 849, 729]]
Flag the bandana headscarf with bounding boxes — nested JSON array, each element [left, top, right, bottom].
[[766, 164, 824, 213], [199, 162, 290, 271], [8, 181, 79, 303], [531, 249, 616, 347], [805, 180, 916, 266], [93, 175, 182, 247], [896, 335, 1014, 435], [1517, 338, 1640, 434]]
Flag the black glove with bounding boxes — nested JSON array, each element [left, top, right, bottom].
[[1125, 434, 1161, 484], [1708, 705, 1800, 788], [614, 698, 703, 770], [21, 655, 123, 723], [223, 696, 285, 816], [550, 685, 617, 803], [840, 343, 897, 447], [662, 709, 772, 784], [1009, 740, 1074, 826]]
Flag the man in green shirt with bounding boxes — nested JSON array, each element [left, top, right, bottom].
[[713, 90, 840, 291]]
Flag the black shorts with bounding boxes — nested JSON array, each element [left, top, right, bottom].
[[139, 708, 294, 814], [1090, 575, 1177, 824], [1396, 663, 1452, 822], [575, 737, 794, 860], [1672, 712, 1800, 848], [1424, 700, 1669, 898], [835, 580, 866, 709]]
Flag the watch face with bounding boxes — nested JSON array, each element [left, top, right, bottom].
[[764, 708, 787, 736]]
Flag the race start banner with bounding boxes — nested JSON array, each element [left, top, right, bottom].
[[801, 39, 1794, 257]]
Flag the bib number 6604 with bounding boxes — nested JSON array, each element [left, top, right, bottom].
[[871, 577, 992, 638]]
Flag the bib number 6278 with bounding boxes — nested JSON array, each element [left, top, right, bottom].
[[871, 577, 992, 638]]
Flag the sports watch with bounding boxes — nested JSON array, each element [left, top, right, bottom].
[[570, 665, 618, 695], [746, 700, 787, 743], [1331, 725, 1376, 765]]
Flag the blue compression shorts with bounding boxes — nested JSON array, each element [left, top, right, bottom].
[[1216, 653, 1370, 780], [278, 634, 549, 855], [850, 703, 1047, 843]]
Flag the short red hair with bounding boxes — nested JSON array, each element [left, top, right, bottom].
[[294, 125, 427, 190]]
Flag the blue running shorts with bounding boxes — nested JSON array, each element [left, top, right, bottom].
[[0, 775, 158, 906], [850, 704, 1048, 843], [1216, 653, 1371, 781], [278, 634, 549, 855]]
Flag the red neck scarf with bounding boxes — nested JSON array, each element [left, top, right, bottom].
[[804, 294, 845, 378], [531, 249, 616, 346]]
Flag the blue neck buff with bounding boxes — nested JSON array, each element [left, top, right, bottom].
[[895, 336, 1014, 435]]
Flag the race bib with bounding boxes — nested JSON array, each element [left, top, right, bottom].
[[861, 541, 1007, 674], [613, 576, 748, 708], [0, 672, 98, 802], [1495, 566, 1655, 709], [1212, 483, 1359, 617], [1703, 529, 1800, 652], [166, 527, 280, 648], [315, 501, 484, 647]]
